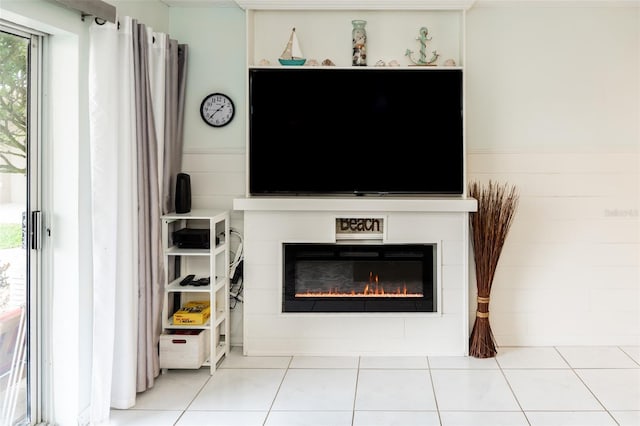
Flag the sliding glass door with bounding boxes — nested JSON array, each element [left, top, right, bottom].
[[0, 24, 41, 426]]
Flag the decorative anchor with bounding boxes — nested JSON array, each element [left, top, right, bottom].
[[405, 27, 440, 66]]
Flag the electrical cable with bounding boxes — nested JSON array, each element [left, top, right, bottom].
[[230, 277, 243, 310], [228, 228, 244, 308]]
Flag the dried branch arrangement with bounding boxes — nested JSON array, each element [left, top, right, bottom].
[[468, 180, 519, 358]]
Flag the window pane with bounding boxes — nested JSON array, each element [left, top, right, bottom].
[[0, 29, 29, 426]]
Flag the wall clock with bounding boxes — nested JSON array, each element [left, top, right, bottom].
[[200, 93, 235, 127]]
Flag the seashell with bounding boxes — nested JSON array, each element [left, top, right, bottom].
[[375, 60, 386, 66], [306, 59, 320, 66], [258, 58, 271, 66], [387, 59, 400, 67], [443, 58, 456, 67], [321, 58, 336, 66]]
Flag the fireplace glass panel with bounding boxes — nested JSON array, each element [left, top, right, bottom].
[[283, 243, 436, 312]]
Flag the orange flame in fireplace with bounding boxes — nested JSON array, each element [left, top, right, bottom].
[[295, 272, 422, 298]]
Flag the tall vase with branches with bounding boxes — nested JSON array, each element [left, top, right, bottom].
[[468, 180, 519, 358]]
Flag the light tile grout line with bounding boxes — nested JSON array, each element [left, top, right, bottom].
[[619, 345, 640, 367], [425, 356, 443, 426], [262, 355, 294, 426], [174, 370, 215, 426], [351, 356, 361, 426], [552, 346, 621, 426], [494, 351, 532, 426]]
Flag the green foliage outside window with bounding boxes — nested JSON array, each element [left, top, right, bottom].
[[0, 32, 28, 175], [0, 223, 21, 249]]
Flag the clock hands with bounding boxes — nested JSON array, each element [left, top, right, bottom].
[[208, 105, 226, 120]]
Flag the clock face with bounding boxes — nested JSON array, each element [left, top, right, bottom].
[[200, 93, 235, 127]]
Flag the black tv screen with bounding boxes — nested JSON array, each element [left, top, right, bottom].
[[249, 67, 463, 196]]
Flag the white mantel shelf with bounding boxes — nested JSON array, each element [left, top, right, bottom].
[[233, 197, 477, 212]]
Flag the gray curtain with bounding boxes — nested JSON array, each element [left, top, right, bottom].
[[161, 40, 188, 344], [163, 40, 188, 214], [131, 20, 188, 392], [132, 20, 162, 392]]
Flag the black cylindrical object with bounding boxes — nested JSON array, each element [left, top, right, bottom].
[[175, 173, 191, 214]]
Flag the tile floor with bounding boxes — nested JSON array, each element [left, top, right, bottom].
[[110, 346, 640, 426]]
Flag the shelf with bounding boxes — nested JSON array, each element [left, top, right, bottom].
[[160, 210, 231, 374], [167, 281, 212, 292], [165, 247, 210, 256], [214, 279, 227, 292], [214, 315, 226, 327], [165, 318, 211, 329], [214, 344, 226, 363], [234, 197, 478, 213], [162, 209, 230, 221], [248, 65, 464, 71], [247, 9, 466, 68]]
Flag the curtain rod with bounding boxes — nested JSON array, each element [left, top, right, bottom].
[[49, 0, 117, 24]]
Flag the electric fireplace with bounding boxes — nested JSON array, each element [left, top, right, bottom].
[[283, 243, 436, 313]]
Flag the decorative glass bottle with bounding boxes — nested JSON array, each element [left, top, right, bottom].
[[352, 20, 367, 66]]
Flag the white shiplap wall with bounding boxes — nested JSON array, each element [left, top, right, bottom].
[[182, 149, 246, 344], [182, 149, 245, 215], [468, 150, 639, 346], [465, 4, 639, 346], [175, 3, 639, 347], [182, 151, 640, 347]]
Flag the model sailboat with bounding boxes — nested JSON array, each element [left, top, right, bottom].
[[278, 28, 306, 66]]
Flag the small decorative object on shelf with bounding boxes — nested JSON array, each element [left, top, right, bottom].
[[388, 59, 401, 67], [351, 20, 367, 66], [321, 58, 336, 66], [375, 60, 386, 66], [443, 58, 457, 66], [258, 58, 271, 66], [405, 27, 439, 66], [306, 58, 320, 66], [279, 27, 306, 66]]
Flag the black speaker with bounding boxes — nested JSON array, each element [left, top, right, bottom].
[[175, 173, 191, 214]]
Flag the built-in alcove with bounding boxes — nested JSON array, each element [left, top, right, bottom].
[[234, 1, 478, 355]]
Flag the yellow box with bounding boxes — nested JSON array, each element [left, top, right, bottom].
[[173, 301, 211, 325]]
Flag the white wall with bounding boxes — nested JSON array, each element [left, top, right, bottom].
[[171, 3, 639, 347], [111, 0, 170, 32], [466, 5, 638, 152], [169, 5, 246, 154], [169, 5, 247, 343], [168, 4, 246, 210], [466, 5, 639, 346]]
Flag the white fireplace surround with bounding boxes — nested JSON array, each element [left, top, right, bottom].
[[233, 197, 477, 356]]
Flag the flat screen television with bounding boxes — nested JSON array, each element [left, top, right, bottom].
[[248, 67, 463, 196]]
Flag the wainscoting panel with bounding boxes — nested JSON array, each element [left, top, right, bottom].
[[468, 149, 639, 346], [183, 149, 638, 348], [182, 150, 247, 345]]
